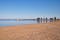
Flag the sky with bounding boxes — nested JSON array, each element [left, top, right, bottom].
[[0, 0, 60, 19]]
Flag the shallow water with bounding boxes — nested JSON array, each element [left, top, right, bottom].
[[0, 19, 51, 26], [0, 20, 37, 26]]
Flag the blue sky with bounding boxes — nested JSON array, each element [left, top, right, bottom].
[[0, 0, 60, 19]]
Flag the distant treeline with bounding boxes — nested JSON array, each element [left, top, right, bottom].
[[0, 17, 60, 22], [36, 17, 60, 23]]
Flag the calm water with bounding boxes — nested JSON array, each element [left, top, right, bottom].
[[0, 20, 37, 26], [0, 19, 50, 26]]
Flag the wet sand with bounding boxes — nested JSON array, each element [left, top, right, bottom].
[[0, 20, 60, 40]]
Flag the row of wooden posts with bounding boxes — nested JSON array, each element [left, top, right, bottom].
[[36, 17, 57, 23]]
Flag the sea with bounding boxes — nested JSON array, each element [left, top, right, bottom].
[[0, 20, 37, 26], [0, 19, 50, 26]]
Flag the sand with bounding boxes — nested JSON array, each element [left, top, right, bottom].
[[0, 21, 60, 40]]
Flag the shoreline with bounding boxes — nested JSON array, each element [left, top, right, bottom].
[[0, 20, 54, 27], [0, 20, 60, 40]]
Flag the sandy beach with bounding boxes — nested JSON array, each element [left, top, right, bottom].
[[0, 20, 60, 40]]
